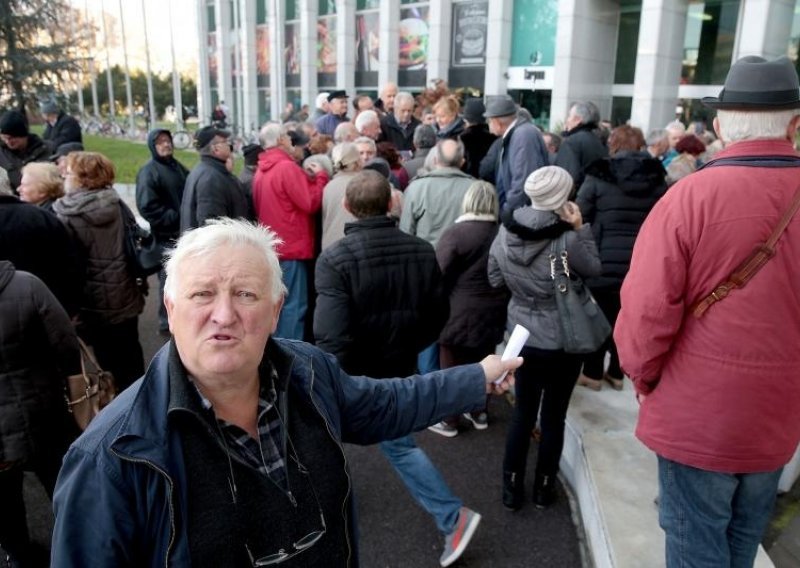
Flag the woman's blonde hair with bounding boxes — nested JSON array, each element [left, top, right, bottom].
[[462, 180, 498, 217], [21, 162, 64, 199], [433, 95, 460, 117], [66, 151, 115, 190]]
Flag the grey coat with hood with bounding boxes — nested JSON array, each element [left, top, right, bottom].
[[488, 207, 601, 350], [54, 188, 144, 326]]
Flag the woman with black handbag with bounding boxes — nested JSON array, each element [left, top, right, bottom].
[[488, 166, 601, 510], [54, 152, 145, 392]]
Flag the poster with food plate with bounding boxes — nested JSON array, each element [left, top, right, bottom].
[[398, 7, 429, 71], [452, 1, 488, 67]]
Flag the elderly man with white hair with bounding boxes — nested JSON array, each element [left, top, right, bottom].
[[252, 122, 329, 340], [354, 109, 382, 141], [307, 92, 330, 125], [50, 217, 521, 567], [616, 56, 800, 568], [380, 91, 420, 152]]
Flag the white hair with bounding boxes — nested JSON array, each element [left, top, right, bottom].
[[259, 121, 283, 148], [164, 218, 287, 302], [333, 121, 358, 143], [354, 110, 379, 133], [0, 168, 11, 196], [303, 154, 333, 177], [715, 109, 799, 143], [394, 91, 414, 108], [353, 136, 376, 151], [665, 120, 686, 134], [315, 93, 330, 109]]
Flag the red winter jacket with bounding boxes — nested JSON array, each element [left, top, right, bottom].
[[253, 148, 329, 260], [615, 139, 800, 474]]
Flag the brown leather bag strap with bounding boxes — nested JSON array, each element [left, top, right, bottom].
[[692, 185, 800, 318]]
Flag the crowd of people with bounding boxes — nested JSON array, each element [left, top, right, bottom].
[[1, 55, 800, 568]]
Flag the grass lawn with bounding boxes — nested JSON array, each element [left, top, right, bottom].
[[82, 134, 200, 184]]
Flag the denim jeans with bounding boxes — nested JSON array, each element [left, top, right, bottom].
[[417, 342, 440, 374], [275, 260, 308, 340], [658, 456, 782, 568], [379, 434, 462, 534]]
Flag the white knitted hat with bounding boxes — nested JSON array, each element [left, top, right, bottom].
[[523, 166, 573, 211]]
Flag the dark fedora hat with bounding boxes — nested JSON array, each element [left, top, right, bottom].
[[484, 95, 517, 118], [702, 56, 800, 110]]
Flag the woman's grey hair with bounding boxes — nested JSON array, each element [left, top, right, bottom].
[[462, 180, 499, 217], [259, 121, 284, 148], [715, 109, 799, 143], [163, 218, 287, 302], [353, 136, 376, 151], [0, 168, 12, 196], [303, 154, 333, 177], [646, 128, 668, 146], [665, 120, 686, 134]]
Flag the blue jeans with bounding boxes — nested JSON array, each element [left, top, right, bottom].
[[275, 260, 308, 340], [379, 434, 462, 534], [417, 343, 440, 374], [658, 456, 782, 568]]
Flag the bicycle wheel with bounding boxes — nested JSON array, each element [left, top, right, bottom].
[[173, 130, 192, 150]]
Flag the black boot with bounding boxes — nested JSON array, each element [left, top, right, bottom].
[[503, 470, 524, 511], [532, 473, 557, 509]]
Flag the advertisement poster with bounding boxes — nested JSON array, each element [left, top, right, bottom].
[[208, 32, 218, 88], [317, 17, 337, 73], [452, 1, 488, 67], [256, 25, 270, 76], [285, 23, 301, 75], [355, 12, 380, 72], [398, 6, 429, 70]]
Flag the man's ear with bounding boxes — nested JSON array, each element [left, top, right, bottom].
[[712, 116, 723, 142], [786, 115, 800, 142]]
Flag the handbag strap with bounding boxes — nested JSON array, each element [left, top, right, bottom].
[[692, 184, 800, 318], [549, 233, 570, 279]]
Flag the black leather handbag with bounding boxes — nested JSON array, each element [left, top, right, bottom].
[[119, 200, 163, 278]]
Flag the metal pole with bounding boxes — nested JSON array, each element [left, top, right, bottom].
[[233, 0, 245, 134], [70, 8, 84, 115], [141, 0, 157, 129], [85, 0, 99, 118], [118, 0, 136, 134], [168, 0, 183, 128], [100, 0, 116, 118]]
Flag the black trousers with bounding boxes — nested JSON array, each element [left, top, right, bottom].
[[581, 287, 622, 380], [80, 316, 145, 392], [503, 346, 582, 479]]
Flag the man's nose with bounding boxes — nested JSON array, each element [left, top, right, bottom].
[[210, 295, 236, 325]]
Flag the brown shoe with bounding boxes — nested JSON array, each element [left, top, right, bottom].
[[603, 374, 624, 391], [577, 374, 602, 391]]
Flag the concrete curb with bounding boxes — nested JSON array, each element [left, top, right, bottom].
[[559, 383, 775, 567]]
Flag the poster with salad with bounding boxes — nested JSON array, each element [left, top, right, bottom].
[[398, 7, 429, 70]]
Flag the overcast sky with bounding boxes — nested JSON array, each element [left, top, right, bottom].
[[74, 0, 199, 78]]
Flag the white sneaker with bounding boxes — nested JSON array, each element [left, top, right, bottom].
[[428, 421, 458, 438], [463, 412, 488, 430]]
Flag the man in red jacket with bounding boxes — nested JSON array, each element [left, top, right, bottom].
[[252, 122, 329, 339], [615, 56, 800, 568]]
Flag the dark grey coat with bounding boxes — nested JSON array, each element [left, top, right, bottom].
[[488, 208, 601, 350], [0, 261, 80, 462], [180, 155, 251, 233]]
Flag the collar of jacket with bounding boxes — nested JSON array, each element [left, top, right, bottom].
[[343, 215, 396, 234], [710, 138, 798, 160], [200, 154, 230, 173], [565, 122, 598, 137], [415, 167, 473, 180]]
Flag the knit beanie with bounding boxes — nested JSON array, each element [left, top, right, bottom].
[[0, 110, 29, 138], [523, 166, 573, 211]]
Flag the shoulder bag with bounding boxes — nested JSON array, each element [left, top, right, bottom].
[[550, 233, 611, 354], [691, 155, 800, 318], [65, 338, 118, 430], [119, 200, 163, 278]]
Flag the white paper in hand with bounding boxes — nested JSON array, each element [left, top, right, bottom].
[[494, 324, 530, 384]]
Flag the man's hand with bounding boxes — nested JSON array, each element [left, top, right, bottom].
[[480, 355, 523, 394]]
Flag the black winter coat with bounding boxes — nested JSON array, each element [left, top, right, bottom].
[[0, 134, 51, 190], [436, 218, 509, 348], [42, 111, 83, 150], [314, 216, 449, 378], [0, 261, 80, 462], [0, 195, 82, 315], [555, 124, 608, 190], [576, 151, 667, 289], [135, 129, 189, 243], [380, 114, 421, 152], [180, 155, 252, 233], [461, 123, 497, 179]]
